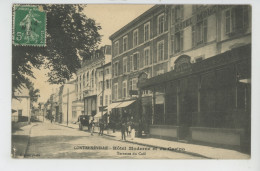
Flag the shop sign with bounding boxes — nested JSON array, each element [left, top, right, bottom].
[[175, 17, 193, 33], [129, 90, 138, 96], [197, 6, 218, 22]]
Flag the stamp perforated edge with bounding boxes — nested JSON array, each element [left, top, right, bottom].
[[12, 4, 47, 47]]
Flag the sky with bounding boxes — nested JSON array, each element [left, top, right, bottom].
[[32, 4, 154, 103], [84, 4, 153, 46]]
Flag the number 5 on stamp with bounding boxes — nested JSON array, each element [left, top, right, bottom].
[[13, 5, 46, 46]]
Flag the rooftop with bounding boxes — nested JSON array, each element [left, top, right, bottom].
[[81, 45, 111, 68], [109, 5, 164, 40]]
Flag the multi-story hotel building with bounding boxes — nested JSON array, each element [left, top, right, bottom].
[[75, 45, 112, 121], [110, 5, 251, 151], [109, 5, 171, 125]]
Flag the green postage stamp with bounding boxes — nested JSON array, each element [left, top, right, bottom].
[[13, 5, 46, 46]]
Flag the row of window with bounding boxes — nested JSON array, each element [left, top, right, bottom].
[[113, 78, 138, 100], [99, 95, 112, 106], [98, 68, 110, 77], [114, 13, 165, 56], [77, 70, 96, 89], [98, 79, 111, 91], [77, 68, 111, 91], [113, 40, 165, 77], [171, 5, 184, 25], [225, 6, 249, 35], [169, 6, 250, 55]]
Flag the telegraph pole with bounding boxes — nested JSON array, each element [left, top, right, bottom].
[[67, 88, 69, 126], [101, 62, 105, 119]]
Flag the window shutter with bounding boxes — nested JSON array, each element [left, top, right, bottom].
[[243, 6, 249, 28], [231, 8, 236, 32], [164, 42, 167, 60], [180, 31, 183, 51], [112, 64, 114, 77], [203, 19, 208, 43], [154, 47, 157, 63], [140, 52, 143, 68], [150, 48, 153, 65], [171, 8, 175, 25], [137, 53, 140, 69], [174, 34, 177, 53], [180, 5, 184, 19], [192, 25, 196, 47], [171, 34, 174, 54], [130, 55, 133, 71], [225, 10, 231, 34], [127, 56, 130, 72], [236, 6, 244, 30], [119, 39, 123, 55]]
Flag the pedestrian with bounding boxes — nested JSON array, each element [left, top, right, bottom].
[[127, 120, 132, 137], [121, 121, 126, 141], [90, 120, 95, 136], [99, 119, 104, 136], [131, 121, 135, 140], [50, 115, 54, 123], [112, 120, 116, 133]]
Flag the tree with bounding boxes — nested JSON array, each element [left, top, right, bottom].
[[12, 4, 101, 95], [24, 78, 40, 107]]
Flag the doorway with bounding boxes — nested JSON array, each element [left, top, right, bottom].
[[179, 93, 193, 140]]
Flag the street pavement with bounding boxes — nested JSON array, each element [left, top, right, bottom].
[[59, 122, 250, 159], [57, 124, 250, 159], [24, 122, 201, 159], [11, 121, 250, 159]]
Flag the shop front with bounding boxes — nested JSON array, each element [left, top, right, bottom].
[[107, 100, 137, 130], [84, 95, 97, 117], [138, 44, 251, 151]]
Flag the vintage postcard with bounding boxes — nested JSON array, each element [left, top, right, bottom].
[[11, 4, 251, 160]]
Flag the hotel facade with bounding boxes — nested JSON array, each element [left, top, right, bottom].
[[110, 5, 251, 151]]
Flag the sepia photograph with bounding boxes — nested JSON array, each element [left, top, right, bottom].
[[10, 3, 253, 160]]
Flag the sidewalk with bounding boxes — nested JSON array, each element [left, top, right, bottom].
[[57, 123, 250, 159], [11, 122, 37, 158], [58, 122, 79, 129], [103, 131, 250, 159]]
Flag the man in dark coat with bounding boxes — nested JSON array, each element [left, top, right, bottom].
[[99, 119, 104, 136], [121, 121, 127, 141]]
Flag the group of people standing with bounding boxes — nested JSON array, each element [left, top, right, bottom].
[[89, 119, 105, 136], [121, 119, 135, 141], [89, 116, 136, 141]]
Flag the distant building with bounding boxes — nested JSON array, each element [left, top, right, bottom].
[[61, 80, 76, 124], [12, 86, 30, 122], [75, 45, 112, 122]]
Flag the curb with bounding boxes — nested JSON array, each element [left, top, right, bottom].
[[23, 123, 38, 158], [102, 133, 211, 159], [56, 123, 78, 130], [124, 139, 211, 159], [56, 124, 210, 159]]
